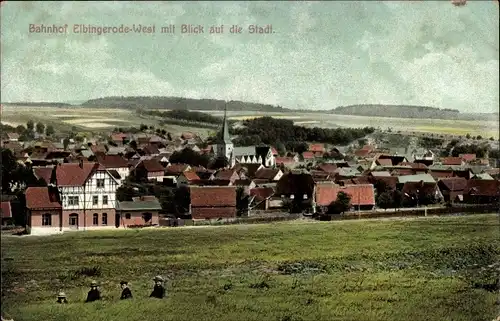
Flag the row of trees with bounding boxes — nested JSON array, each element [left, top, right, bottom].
[[2, 121, 55, 142]]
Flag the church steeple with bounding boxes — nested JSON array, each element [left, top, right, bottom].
[[221, 103, 232, 144]]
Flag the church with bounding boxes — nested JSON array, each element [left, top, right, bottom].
[[211, 105, 275, 168]]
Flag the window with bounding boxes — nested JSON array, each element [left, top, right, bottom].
[[97, 179, 105, 188], [102, 213, 107, 225], [142, 212, 152, 223], [102, 195, 108, 205], [69, 214, 78, 226], [125, 213, 131, 219], [42, 214, 52, 226], [68, 196, 79, 206], [93, 196, 99, 205], [93, 213, 98, 225]]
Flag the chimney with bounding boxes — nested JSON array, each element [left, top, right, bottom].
[[79, 158, 84, 169]]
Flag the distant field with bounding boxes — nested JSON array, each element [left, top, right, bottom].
[[1, 106, 498, 138], [1, 214, 499, 321]]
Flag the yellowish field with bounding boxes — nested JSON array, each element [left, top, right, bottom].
[[1, 105, 497, 138]]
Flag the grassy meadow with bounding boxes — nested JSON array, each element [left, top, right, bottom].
[[1, 105, 497, 138], [1, 214, 499, 321]]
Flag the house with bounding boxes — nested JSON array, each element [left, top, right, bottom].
[[315, 183, 375, 212], [232, 163, 264, 179], [96, 154, 130, 182], [116, 196, 162, 227], [135, 159, 165, 181], [441, 157, 464, 166], [33, 166, 55, 185], [25, 187, 62, 235], [107, 146, 127, 155], [233, 179, 257, 194], [463, 179, 500, 204], [249, 187, 275, 211], [309, 144, 325, 157], [413, 149, 435, 166], [459, 154, 476, 163], [214, 169, 240, 184], [189, 186, 237, 220], [110, 133, 128, 146], [437, 177, 468, 202], [310, 170, 335, 183], [254, 168, 283, 181], [51, 161, 119, 232], [6, 132, 19, 142], [401, 181, 443, 205], [472, 173, 494, 180], [1, 201, 13, 225], [255, 146, 276, 167], [317, 163, 338, 174], [397, 174, 436, 184], [176, 171, 201, 188], [275, 172, 315, 210], [302, 151, 315, 161]]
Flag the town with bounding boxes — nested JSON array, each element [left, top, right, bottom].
[[1, 106, 499, 235]]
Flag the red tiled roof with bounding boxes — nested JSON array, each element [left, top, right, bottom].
[[309, 144, 324, 153], [302, 151, 315, 159], [25, 187, 61, 209], [254, 168, 280, 180], [465, 179, 500, 197], [391, 169, 415, 176], [190, 186, 236, 207], [1, 201, 12, 218], [275, 157, 295, 164], [90, 145, 107, 154], [96, 154, 128, 168], [438, 177, 468, 191], [140, 159, 165, 173], [354, 149, 371, 157], [459, 154, 476, 162], [250, 187, 275, 202], [142, 144, 160, 155], [430, 170, 454, 179], [215, 169, 237, 180], [271, 147, 279, 155], [377, 158, 393, 166], [442, 157, 462, 165], [55, 162, 97, 186], [111, 133, 127, 141], [33, 167, 53, 184], [402, 182, 438, 195], [315, 183, 375, 206], [166, 163, 189, 175], [7, 132, 19, 139], [318, 163, 337, 173], [399, 162, 428, 169], [182, 170, 200, 181]]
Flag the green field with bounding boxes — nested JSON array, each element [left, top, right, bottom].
[[2, 214, 499, 321], [1, 106, 497, 138]]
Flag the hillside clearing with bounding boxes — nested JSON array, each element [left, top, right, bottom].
[[1, 214, 499, 321]]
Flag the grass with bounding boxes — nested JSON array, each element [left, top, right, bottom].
[[2, 214, 500, 321]]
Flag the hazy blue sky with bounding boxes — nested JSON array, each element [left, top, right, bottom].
[[1, 1, 498, 112]]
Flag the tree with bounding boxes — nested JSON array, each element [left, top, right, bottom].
[[466, 133, 471, 139], [167, 132, 172, 141], [35, 122, 45, 134], [129, 140, 138, 150], [169, 148, 210, 167], [174, 186, 191, 214], [393, 190, 403, 210], [45, 125, 55, 136], [63, 137, 70, 150], [15, 125, 26, 134], [376, 191, 394, 210], [210, 156, 229, 170], [329, 191, 351, 214], [476, 135, 482, 140], [140, 124, 148, 131], [1, 148, 18, 191], [275, 141, 286, 156], [26, 120, 34, 131]]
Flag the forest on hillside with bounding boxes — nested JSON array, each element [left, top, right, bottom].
[[80, 96, 288, 112], [331, 104, 494, 121], [226, 116, 374, 150]]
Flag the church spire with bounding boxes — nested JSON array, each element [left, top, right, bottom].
[[222, 102, 232, 144]]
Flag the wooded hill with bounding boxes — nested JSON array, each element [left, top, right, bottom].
[[80, 96, 288, 112], [331, 104, 495, 121]]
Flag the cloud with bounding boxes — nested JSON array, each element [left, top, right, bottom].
[[0, 1, 498, 112]]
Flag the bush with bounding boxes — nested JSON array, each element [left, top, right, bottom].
[[74, 266, 102, 278]]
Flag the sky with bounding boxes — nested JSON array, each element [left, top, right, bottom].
[[1, 1, 499, 113]]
